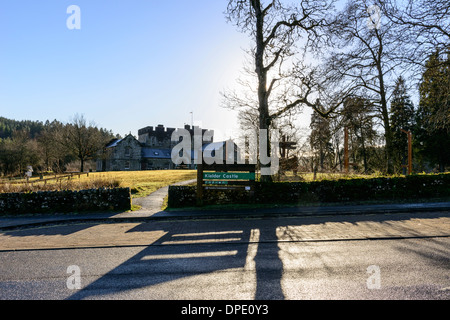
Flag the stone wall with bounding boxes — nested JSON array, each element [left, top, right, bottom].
[[0, 188, 131, 215], [168, 173, 450, 208]]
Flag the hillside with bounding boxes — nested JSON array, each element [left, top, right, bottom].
[[0, 117, 45, 139]]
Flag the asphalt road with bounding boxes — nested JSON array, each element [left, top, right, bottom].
[[0, 212, 449, 301]]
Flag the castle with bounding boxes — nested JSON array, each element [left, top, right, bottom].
[[96, 124, 215, 171]]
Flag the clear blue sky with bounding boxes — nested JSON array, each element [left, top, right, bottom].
[[0, 0, 256, 140], [0, 1, 396, 143]]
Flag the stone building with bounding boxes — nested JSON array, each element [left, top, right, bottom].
[[96, 124, 215, 171]]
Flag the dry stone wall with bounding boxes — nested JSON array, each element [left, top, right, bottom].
[[0, 188, 131, 215]]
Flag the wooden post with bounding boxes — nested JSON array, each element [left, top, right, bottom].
[[344, 126, 349, 173], [407, 131, 412, 175], [401, 129, 413, 176], [280, 135, 286, 159], [196, 163, 203, 206]]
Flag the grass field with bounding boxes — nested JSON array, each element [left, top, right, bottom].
[[85, 170, 197, 198], [0, 169, 426, 198], [0, 170, 197, 198], [277, 171, 395, 182]]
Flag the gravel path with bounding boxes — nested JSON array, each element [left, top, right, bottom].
[[130, 179, 196, 216]]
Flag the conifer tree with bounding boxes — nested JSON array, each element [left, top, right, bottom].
[[389, 76, 415, 173], [415, 51, 450, 172], [309, 111, 333, 171]]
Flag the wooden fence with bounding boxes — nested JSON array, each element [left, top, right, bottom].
[[0, 172, 90, 186]]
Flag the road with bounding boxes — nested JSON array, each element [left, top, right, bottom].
[[0, 211, 449, 300]]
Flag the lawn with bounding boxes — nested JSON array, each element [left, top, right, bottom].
[[85, 170, 197, 198], [0, 170, 197, 198], [277, 171, 393, 182]]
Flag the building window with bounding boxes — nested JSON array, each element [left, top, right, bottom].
[[125, 147, 131, 157], [124, 161, 130, 170]]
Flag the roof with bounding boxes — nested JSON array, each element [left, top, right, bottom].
[[105, 134, 140, 149], [142, 148, 172, 159], [106, 139, 122, 148]]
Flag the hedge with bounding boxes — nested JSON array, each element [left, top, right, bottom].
[[167, 173, 450, 208], [0, 188, 132, 215]]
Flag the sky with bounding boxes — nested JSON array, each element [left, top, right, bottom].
[[0, 0, 275, 141]]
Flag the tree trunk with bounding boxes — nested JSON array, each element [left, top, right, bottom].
[[376, 54, 394, 175], [254, 0, 273, 183], [381, 98, 394, 175]]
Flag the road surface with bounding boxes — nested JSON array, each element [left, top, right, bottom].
[[0, 211, 449, 300]]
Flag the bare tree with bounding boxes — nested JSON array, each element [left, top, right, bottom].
[[377, 0, 449, 131], [37, 120, 69, 173], [377, 0, 449, 68], [223, 0, 337, 181], [342, 96, 378, 173], [0, 130, 40, 176], [59, 114, 109, 172], [323, 0, 406, 174]]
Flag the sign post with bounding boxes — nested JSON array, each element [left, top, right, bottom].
[[196, 164, 204, 206], [25, 166, 33, 184], [196, 163, 256, 206]]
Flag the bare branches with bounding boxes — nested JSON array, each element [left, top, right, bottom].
[[223, 1, 339, 180], [224, 0, 336, 123], [380, 0, 449, 40], [59, 114, 109, 172], [322, 0, 410, 173], [377, 0, 450, 69], [223, 0, 449, 174]]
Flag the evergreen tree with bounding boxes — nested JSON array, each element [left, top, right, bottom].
[[309, 111, 333, 171], [0, 117, 44, 139], [389, 76, 415, 174], [415, 50, 450, 172]]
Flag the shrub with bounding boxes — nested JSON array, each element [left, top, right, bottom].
[[167, 173, 450, 208]]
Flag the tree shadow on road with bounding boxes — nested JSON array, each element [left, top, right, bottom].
[[66, 211, 449, 300], [67, 219, 285, 300]]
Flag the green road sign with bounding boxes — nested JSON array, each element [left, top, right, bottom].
[[203, 172, 255, 180]]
